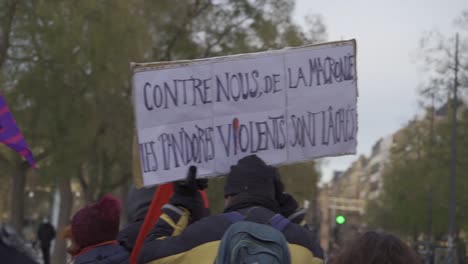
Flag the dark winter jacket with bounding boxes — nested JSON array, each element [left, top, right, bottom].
[[0, 240, 38, 264], [117, 185, 155, 251], [139, 204, 324, 264], [37, 222, 55, 247], [74, 243, 129, 264], [0, 224, 39, 263]]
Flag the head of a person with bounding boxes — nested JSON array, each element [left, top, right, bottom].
[[71, 194, 121, 249], [329, 231, 421, 264], [223, 155, 279, 212]]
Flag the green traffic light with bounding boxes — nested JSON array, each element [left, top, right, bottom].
[[336, 215, 346, 225]]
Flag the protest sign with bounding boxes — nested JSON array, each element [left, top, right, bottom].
[[132, 40, 357, 187]]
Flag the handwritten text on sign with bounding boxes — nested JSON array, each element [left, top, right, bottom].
[[132, 40, 357, 186]]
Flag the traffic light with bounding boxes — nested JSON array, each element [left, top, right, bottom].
[[336, 215, 346, 225]]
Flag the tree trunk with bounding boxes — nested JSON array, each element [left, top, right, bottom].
[[118, 179, 131, 226], [51, 176, 73, 264], [10, 167, 26, 233], [78, 164, 95, 203], [0, 1, 17, 68]]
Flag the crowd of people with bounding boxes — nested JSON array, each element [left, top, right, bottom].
[[1, 155, 423, 263]]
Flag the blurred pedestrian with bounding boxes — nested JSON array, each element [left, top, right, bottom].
[[68, 195, 129, 264], [328, 231, 421, 264], [37, 217, 55, 264]]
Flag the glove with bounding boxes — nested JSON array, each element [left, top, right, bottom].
[[173, 166, 208, 196], [272, 168, 299, 218], [170, 166, 209, 222]]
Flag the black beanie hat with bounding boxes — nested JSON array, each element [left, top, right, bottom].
[[224, 155, 276, 201]]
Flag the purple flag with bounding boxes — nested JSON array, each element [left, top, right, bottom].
[[0, 95, 37, 169]]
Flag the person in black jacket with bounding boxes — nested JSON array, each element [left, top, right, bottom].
[[117, 185, 156, 251], [37, 218, 55, 264], [139, 155, 324, 264]]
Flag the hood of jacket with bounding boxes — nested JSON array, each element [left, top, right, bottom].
[[126, 185, 155, 223], [116, 185, 156, 251]]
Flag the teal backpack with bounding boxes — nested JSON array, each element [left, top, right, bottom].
[[215, 211, 291, 264]]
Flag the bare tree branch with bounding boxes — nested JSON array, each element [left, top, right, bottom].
[[28, 0, 46, 62], [203, 17, 249, 57], [6, 55, 35, 62], [161, 1, 211, 60], [0, 0, 18, 69], [77, 164, 89, 192], [20, 149, 50, 170]]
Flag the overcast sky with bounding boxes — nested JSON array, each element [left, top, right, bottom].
[[293, 0, 468, 182]]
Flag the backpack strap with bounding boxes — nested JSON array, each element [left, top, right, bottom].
[[223, 211, 244, 223], [269, 214, 290, 232], [224, 209, 290, 231], [223, 207, 259, 223]]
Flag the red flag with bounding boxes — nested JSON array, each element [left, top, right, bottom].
[[0, 95, 36, 168]]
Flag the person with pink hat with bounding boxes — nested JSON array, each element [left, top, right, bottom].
[[68, 195, 129, 264]]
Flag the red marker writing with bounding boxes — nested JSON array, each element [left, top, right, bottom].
[[233, 118, 239, 155]]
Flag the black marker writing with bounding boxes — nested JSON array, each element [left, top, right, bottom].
[[288, 54, 355, 88], [143, 77, 212, 111], [291, 105, 356, 148], [139, 141, 158, 172], [216, 115, 286, 157], [158, 126, 215, 170]]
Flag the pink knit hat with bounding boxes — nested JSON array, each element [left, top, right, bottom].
[[71, 194, 121, 248]]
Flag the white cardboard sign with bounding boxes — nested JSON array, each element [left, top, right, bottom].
[[132, 40, 358, 186]]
